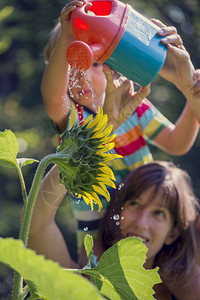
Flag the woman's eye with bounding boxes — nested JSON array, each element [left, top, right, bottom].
[[154, 210, 166, 218], [128, 200, 138, 207]]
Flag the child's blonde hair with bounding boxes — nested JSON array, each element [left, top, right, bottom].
[[44, 21, 61, 64]]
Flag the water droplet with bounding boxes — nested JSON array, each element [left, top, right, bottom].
[[113, 214, 120, 221], [116, 221, 120, 226], [118, 183, 124, 190], [83, 227, 88, 231]]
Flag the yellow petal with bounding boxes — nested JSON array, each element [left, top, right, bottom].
[[91, 192, 103, 211], [82, 114, 93, 127], [97, 142, 115, 154], [86, 106, 101, 129], [82, 193, 94, 211], [96, 176, 116, 189], [103, 133, 116, 144], [89, 191, 103, 211], [100, 153, 123, 162], [93, 124, 113, 139], [100, 165, 116, 181], [99, 182, 111, 202], [93, 114, 108, 133], [92, 184, 110, 201]]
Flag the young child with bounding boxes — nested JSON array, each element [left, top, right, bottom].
[[28, 161, 200, 300], [41, 1, 200, 252]]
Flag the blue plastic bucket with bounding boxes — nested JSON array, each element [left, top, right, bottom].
[[105, 5, 167, 86]]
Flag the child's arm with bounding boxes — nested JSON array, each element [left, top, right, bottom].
[[155, 19, 200, 123], [146, 20, 200, 154], [189, 70, 200, 123], [28, 165, 78, 268], [153, 69, 200, 155], [41, 1, 86, 133]]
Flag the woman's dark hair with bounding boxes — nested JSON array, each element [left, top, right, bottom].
[[99, 161, 200, 281]]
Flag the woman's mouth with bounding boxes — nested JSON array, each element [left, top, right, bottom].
[[126, 233, 149, 244]]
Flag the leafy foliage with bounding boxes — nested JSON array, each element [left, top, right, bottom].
[[0, 237, 104, 300], [0, 130, 38, 169], [81, 235, 161, 300], [0, 235, 161, 300]]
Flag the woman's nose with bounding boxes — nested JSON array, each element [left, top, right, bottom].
[[134, 210, 149, 230]]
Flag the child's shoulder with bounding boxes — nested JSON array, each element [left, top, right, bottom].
[[135, 98, 154, 117]]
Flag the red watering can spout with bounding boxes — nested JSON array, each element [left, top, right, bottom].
[[66, 41, 104, 71]]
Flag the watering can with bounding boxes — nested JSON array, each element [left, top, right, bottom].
[[66, 0, 167, 86]]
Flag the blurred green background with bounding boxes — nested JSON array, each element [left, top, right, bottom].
[[0, 0, 200, 298]]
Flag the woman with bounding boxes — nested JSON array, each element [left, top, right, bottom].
[[28, 161, 200, 299], [98, 161, 200, 299]]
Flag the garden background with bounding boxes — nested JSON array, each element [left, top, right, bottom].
[[0, 0, 200, 298]]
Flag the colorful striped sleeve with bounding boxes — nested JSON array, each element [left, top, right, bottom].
[[138, 99, 173, 143]]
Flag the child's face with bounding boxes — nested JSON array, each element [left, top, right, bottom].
[[68, 63, 107, 111], [119, 187, 177, 268]]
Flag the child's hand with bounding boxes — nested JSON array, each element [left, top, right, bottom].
[[60, 0, 87, 36], [152, 19, 195, 91], [191, 69, 200, 99], [103, 65, 151, 132]]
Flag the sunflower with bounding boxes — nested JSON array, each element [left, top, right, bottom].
[[56, 107, 122, 211]]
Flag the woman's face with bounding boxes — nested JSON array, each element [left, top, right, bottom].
[[68, 63, 106, 111], [120, 187, 178, 268]]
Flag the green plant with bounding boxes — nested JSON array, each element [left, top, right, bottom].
[[0, 110, 161, 299]]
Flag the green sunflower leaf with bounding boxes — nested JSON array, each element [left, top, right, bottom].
[[0, 129, 19, 168], [0, 238, 104, 300], [0, 130, 38, 170], [80, 237, 161, 300]]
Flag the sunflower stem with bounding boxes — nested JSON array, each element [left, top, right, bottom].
[[12, 154, 56, 300]]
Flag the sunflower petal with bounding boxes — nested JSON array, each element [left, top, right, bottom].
[[97, 142, 115, 154], [100, 165, 116, 181], [86, 106, 101, 129], [92, 184, 110, 202], [96, 176, 116, 189]]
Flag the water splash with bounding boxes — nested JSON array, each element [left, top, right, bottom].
[[118, 183, 124, 190], [67, 66, 97, 113], [113, 214, 120, 221]]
